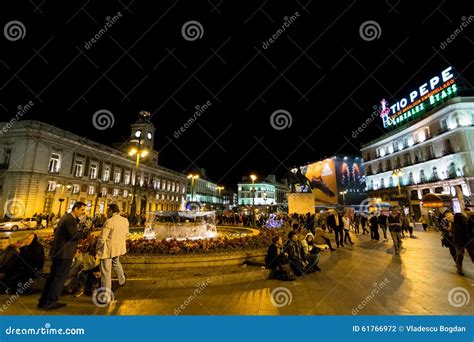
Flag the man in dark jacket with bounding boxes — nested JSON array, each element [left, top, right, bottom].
[[327, 210, 343, 247], [453, 213, 474, 276], [38, 202, 89, 310]]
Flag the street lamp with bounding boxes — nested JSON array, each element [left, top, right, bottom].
[[129, 143, 149, 222], [339, 190, 348, 206], [187, 174, 199, 202], [250, 174, 257, 227], [56, 182, 71, 217], [392, 168, 404, 197], [216, 186, 224, 205]]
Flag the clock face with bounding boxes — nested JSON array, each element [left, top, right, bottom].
[[135, 130, 142, 138], [147, 132, 152, 140]]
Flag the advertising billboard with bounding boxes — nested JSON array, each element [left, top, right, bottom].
[[335, 156, 366, 205], [301, 158, 338, 205]]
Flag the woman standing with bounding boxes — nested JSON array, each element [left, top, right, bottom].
[[342, 212, 354, 246]]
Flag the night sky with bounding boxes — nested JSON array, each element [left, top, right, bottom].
[[1, 0, 473, 190]]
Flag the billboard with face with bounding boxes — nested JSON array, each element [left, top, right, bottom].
[[335, 157, 366, 205]]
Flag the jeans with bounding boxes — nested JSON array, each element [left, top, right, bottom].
[[39, 258, 72, 307], [390, 231, 402, 253], [344, 229, 353, 244], [334, 228, 344, 246], [370, 225, 380, 240], [380, 224, 388, 239]]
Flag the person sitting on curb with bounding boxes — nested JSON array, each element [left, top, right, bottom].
[[283, 231, 320, 276]]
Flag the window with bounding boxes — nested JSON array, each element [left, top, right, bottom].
[[114, 170, 121, 183], [410, 190, 419, 199], [403, 153, 411, 166], [74, 161, 83, 177], [2, 148, 12, 167], [403, 137, 409, 148], [72, 184, 80, 194], [420, 170, 426, 183], [101, 187, 107, 196], [176, 183, 180, 193], [443, 139, 453, 154], [113, 189, 119, 197], [414, 149, 423, 163], [161, 179, 166, 190], [386, 159, 392, 171], [90, 163, 98, 179], [124, 172, 130, 185], [123, 190, 128, 198], [422, 188, 430, 196], [380, 178, 385, 188], [48, 153, 61, 173], [434, 187, 443, 194], [440, 118, 448, 132], [432, 167, 439, 181], [47, 181, 57, 192], [425, 145, 434, 159], [408, 172, 414, 185], [102, 166, 110, 182], [87, 185, 95, 195], [167, 181, 171, 191], [172, 182, 176, 192]]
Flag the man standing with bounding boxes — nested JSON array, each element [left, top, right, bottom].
[[327, 210, 344, 247], [369, 213, 380, 241], [97, 204, 129, 304], [378, 213, 389, 242], [388, 210, 403, 255], [38, 202, 89, 310]]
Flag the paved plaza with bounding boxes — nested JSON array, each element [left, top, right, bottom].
[[1, 228, 472, 316]]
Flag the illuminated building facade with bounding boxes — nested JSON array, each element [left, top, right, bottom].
[[0, 119, 188, 219], [362, 96, 474, 217]]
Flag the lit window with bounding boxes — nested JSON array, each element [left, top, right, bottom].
[[48, 153, 61, 173], [124, 172, 130, 185], [74, 161, 83, 177], [101, 187, 107, 196], [114, 170, 121, 183], [102, 166, 110, 182], [72, 184, 80, 194], [113, 189, 119, 197], [90, 164, 98, 179], [87, 185, 95, 195], [123, 190, 128, 198], [47, 181, 57, 192]]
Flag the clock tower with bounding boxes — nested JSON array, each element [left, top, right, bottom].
[[129, 111, 158, 165]]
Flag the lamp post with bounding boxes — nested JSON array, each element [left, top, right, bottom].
[[56, 183, 71, 217], [129, 142, 149, 222], [217, 186, 224, 205], [250, 174, 257, 227], [392, 168, 404, 197], [339, 190, 348, 206], [187, 174, 199, 202]]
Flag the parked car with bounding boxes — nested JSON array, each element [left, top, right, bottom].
[[0, 217, 46, 231]]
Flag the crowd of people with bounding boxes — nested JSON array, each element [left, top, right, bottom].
[[0, 202, 129, 311], [264, 208, 474, 280]]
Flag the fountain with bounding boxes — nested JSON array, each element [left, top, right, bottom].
[[143, 211, 217, 240]]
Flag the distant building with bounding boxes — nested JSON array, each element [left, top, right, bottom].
[[0, 115, 187, 219], [185, 170, 224, 208], [237, 175, 289, 207]]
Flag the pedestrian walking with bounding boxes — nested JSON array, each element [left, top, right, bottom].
[[369, 212, 380, 240], [388, 210, 403, 255], [342, 211, 354, 246], [96, 204, 129, 305]]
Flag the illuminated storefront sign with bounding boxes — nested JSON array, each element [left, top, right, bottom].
[[380, 66, 457, 128]]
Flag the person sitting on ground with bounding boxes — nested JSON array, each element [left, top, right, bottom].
[[301, 233, 323, 256], [6, 233, 45, 294], [265, 236, 294, 281], [0, 236, 19, 292], [283, 231, 320, 276], [452, 212, 474, 276]]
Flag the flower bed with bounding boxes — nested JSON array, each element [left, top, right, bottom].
[[40, 228, 289, 256]]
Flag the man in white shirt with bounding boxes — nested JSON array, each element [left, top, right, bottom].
[[96, 204, 129, 304]]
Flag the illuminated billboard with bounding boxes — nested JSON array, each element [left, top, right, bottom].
[[295, 156, 366, 206], [380, 66, 458, 129]]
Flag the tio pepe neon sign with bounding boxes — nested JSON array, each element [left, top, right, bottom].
[[380, 66, 457, 128]]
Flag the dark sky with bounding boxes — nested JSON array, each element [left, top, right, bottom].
[[1, 0, 473, 190]]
